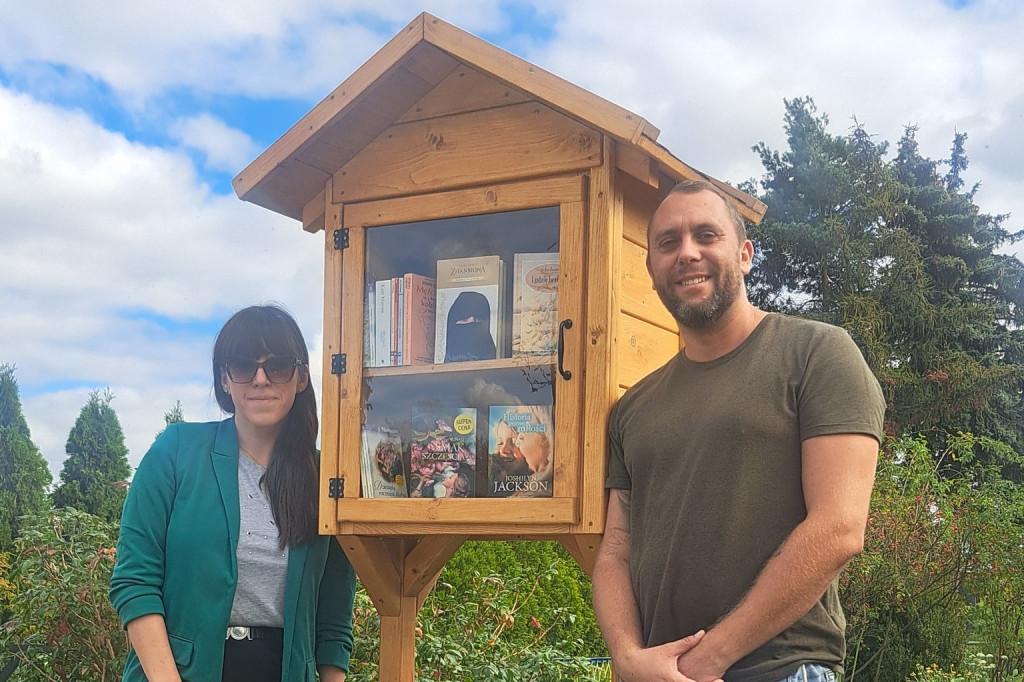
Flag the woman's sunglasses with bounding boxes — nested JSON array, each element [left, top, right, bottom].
[[223, 356, 303, 384]]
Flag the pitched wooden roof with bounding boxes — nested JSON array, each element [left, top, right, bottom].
[[233, 12, 766, 226]]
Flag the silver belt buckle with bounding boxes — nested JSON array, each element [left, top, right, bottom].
[[227, 626, 251, 640]]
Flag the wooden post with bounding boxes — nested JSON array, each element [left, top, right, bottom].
[[340, 535, 467, 681]]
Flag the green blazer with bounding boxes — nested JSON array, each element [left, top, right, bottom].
[[110, 420, 356, 682]]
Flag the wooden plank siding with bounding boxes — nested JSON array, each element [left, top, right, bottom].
[[333, 101, 602, 204], [397, 63, 532, 123], [615, 170, 681, 392]]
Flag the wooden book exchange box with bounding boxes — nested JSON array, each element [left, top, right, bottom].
[[234, 12, 765, 679]]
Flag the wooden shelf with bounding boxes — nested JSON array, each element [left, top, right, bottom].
[[363, 355, 556, 377]]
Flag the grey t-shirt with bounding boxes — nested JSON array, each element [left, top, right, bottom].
[[607, 313, 885, 682], [229, 453, 288, 627]]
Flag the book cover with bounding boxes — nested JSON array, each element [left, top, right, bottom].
[[374, 279, 392, 368], [512, 253, 559, 357], [402, 273, 436, 365], [487, 405, 554, 498], [434, 255, 502, 364], [360, 425, 408, 499], [408, 408, 477, 498]]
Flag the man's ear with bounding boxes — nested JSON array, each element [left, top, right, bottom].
[[739, 239, 754, 275]]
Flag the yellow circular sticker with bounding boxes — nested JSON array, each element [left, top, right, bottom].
[[453, 414, 474, 435]]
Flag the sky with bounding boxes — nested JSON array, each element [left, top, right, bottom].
[[2, 0, 1023, 480]]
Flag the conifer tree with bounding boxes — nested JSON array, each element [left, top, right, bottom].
[[52, 388, 131, 522], [0, 363, 52, 554], [155, 399, 185, 439], [746, 98, 1024, 460]]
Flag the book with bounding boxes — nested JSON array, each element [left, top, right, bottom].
[[408, 408, 477, 498], [512, 253, 559, 357], [363, 280, 376, 367], [392, 276, 403, 366], [434, 255, 503, 364], [360, 425, 408, 498], [402, 273, 436, 365], [374, 279, 392, 368], [487, 405, 554, 498]]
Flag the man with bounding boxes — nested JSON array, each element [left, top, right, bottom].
[[592, 180, 885, 682]]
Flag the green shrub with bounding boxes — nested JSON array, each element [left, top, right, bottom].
[[349, 551, 608, 681], [0, 508, 126, 681]]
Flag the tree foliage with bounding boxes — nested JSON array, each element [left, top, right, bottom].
[[155, 400, 184, 440], [0, 364, 52, 555], [746, 98, 1024, 465], [51, 389, 130, 523]]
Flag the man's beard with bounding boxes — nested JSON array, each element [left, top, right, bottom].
[[654, 266, 743, 330]]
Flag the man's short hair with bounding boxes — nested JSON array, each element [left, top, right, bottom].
[[649, 179, 748, 242]]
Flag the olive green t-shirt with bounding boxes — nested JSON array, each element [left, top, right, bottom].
[[606, 313, 885, 682]]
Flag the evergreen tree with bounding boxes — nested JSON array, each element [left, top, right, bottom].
[[52, 388, 131, 522], [155, 399, 185, 439], [0, 364, 52, 554], [746, 98, 1024, 462]]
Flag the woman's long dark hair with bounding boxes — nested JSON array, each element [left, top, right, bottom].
[[213, 305, 318, 548]]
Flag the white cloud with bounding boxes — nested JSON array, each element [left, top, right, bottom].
[[169, 114, 259, 173], [0, 85, 326, 475]]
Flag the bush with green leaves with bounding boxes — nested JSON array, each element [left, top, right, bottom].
[[841, 434, 1024, 682], [0, 507, 126, 681], [441, 541, 604, 656], [348, 550, 608, 682]]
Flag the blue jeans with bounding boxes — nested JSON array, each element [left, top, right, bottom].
[[775, 663, 836, 682]]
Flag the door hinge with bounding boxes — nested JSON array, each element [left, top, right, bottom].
[[328, 477, 345, 499], [331, 354, 346, 375], [333, 228, 349, 250]]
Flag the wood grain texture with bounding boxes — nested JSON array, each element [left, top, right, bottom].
[[398, 63, 532, 123], [343, 175, 584, 228], [319, 190, 343, 535], [580, 137, 617, 535], [334, 102, 601, 204], [616, 312, 680, 390]]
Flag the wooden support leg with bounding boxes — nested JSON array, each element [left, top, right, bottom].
[[339, 535, 467, 681], [557, 534, 603, 576]]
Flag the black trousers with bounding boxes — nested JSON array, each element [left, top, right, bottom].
[[221, 630, 283, 682]]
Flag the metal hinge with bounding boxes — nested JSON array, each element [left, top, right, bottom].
[[331, 354, 346, 375], [328, 477, 345, 499], [333, 229, 349, 250]]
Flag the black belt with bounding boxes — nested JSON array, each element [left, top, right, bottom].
[[226, 626, 282, 641]]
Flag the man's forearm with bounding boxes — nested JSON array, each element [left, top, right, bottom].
[[592, 550, 645, 660], [697, 515, 860, 670]]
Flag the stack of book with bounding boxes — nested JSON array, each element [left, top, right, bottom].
[[363, 273, 436, 367]]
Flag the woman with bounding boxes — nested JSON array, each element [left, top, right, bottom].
[[110, 305, 356, 682]]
